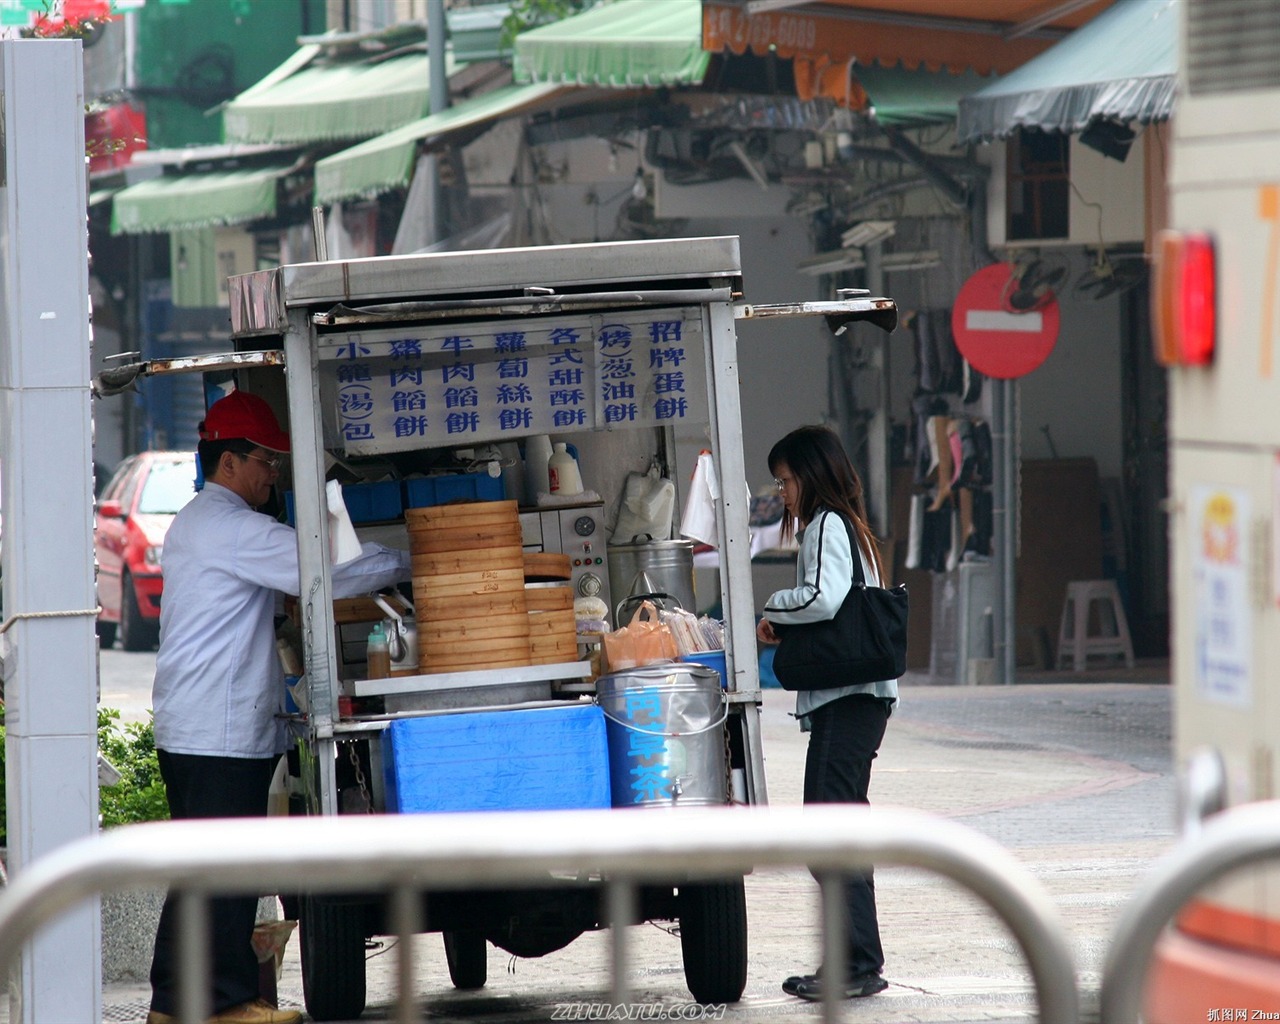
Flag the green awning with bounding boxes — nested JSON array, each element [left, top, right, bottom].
[[857, 65, 996, 127], [447, 3, 514, 63], [315, 82, 568, 205], [958, 0, 1177, 143], [110, 165, 289, 236], [223, 48, 460, 146], [514, 0, 708, 87]]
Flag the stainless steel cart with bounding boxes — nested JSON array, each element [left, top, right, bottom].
[[216, 235, 897, 1020]]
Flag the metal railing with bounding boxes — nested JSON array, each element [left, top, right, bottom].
[[1100, 801, 1280, 1024], [0, 804, 1079, 1024]]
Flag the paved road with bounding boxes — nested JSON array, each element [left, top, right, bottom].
[[88, 659, 1175, 1024]]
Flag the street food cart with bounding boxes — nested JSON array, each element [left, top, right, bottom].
[[214, 235, 896, 1020]]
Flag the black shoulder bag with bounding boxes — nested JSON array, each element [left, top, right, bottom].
[[771, 513, 909, 691]]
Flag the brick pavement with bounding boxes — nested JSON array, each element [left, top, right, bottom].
[[87, 675, 1174, 1023]]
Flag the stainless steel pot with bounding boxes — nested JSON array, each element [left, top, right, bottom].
[[607, 536, 695, 625]]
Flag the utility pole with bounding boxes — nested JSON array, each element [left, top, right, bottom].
[[0, 40, 101, 1024]]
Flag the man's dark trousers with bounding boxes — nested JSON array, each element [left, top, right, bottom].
[[149, 751, 278, 1015]]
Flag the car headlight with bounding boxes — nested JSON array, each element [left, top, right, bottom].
[[143, 545, 163, 569]]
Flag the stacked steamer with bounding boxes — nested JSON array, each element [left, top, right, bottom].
[[407, 500, 530, 673], [523, 552, 577, 665]]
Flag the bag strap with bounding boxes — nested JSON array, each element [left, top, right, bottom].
[[828, 511, 869, 588]]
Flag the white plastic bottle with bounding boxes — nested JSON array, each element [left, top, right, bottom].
[[524, 434, 554, 503], [547, 442, 583, 495]]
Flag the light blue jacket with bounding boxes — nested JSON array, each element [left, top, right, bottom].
[[763, 508, 899, 725]]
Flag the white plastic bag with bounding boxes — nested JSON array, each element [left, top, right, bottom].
[[679, 450, 720, 547], [611, 464, 675, 543]]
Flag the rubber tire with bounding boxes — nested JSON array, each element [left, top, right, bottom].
[[443, 930, 487, 990], [678, 878, 748, 1004], [96, 618, 117, 650], [120, 572, 159, 652], [300, 895, 367, 1022]]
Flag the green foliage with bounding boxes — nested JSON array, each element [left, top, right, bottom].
[[96, 708, 169, 828], [501, 0, 593, 48]]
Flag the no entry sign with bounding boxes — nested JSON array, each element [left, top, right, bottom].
[[951, 263, 1060, 379]]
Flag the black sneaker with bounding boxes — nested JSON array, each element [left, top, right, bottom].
[[781, 973, 817, 996], [794, 972, 888, 1001]]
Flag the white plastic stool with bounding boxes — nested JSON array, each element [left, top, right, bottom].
[[1056, 579, 1135, 671]]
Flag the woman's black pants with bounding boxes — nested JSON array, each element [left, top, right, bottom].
[[149, 750, 279, 1016], [802, 693, 891, 977]]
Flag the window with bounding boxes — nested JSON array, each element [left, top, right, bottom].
[[1007, 129, 1070, 241]]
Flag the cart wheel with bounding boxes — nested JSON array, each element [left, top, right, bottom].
[[120, 572, 158, 651], [443, 930, 487, 990], [300, 894, 367, 1022], [678, 877, 747, 1004]]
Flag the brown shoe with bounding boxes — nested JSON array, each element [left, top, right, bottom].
[[207, 1001, 302, 1024], [145, 1013, 177, 1024]]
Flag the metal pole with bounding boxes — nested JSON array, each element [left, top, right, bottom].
[[864, 243, 890, 537], [1003, 380, 1019, 685], [426, 0, 449, 245], [0, 39, 101, 1024], [991, 378, 1014, 684]]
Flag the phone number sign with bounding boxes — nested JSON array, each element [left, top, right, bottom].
[[318, 308, 707, 455]]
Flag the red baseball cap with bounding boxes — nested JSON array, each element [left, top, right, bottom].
[[199, 391, 291, 452]]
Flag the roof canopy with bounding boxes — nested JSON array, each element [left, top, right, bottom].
[[110, 164, 292, 236], [315, 83, 570, 205], [514, 0, 711, 87], [957, 0, 1176, 143]]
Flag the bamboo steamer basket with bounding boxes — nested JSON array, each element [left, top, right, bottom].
[[423, 633, 533, 656], [412, 567, 524, 599], [529, 634, 579, 665], [416, 591, 529, 619], [523, 552, 572, 582], [413, 546, 524, 576], [406, 500, 518, 530], [524, 583, 574, 612], [528, 608, 576, 637], [410, 522, 523, 553], [419, 618, 533, 643]]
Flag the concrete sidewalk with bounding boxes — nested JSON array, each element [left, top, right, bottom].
[[90, 675, 1174, 1023]]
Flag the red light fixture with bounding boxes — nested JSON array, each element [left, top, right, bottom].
[[1153, 230, 1216, 367]]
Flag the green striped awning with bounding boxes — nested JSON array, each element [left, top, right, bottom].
[[223, 48, 460, 146], [110, 165, 289, 236], [514, 0, 708, 88], [315, 82, 567, 205]]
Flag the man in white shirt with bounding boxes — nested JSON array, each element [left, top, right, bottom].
[[147, 390, 410, 1024]]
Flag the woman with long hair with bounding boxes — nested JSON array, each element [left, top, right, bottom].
[[756, 424, 898, 1001]]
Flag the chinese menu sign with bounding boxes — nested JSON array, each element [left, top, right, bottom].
[[318, 307, 708, 455]]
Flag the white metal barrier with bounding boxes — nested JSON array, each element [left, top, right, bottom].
[[0, 805, 1079, 1024], [1100, 801, 1280, 1024]]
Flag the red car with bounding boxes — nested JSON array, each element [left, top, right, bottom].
[[95, 451, 197, 650]]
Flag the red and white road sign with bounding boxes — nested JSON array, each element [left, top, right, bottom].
[[951, 263, 1060, 379]]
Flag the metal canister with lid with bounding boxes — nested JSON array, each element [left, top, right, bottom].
[[606, 536, 696, 625]]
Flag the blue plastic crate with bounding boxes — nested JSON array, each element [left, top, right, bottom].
[[403, 473, 504, 508], [341, 480, 403, 523], [680, 650, 727, 689], [283, 481, 403, 526], [383, 704, 612, 813]]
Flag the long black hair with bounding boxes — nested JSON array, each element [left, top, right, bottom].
[[768, 424, 884, 581]]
